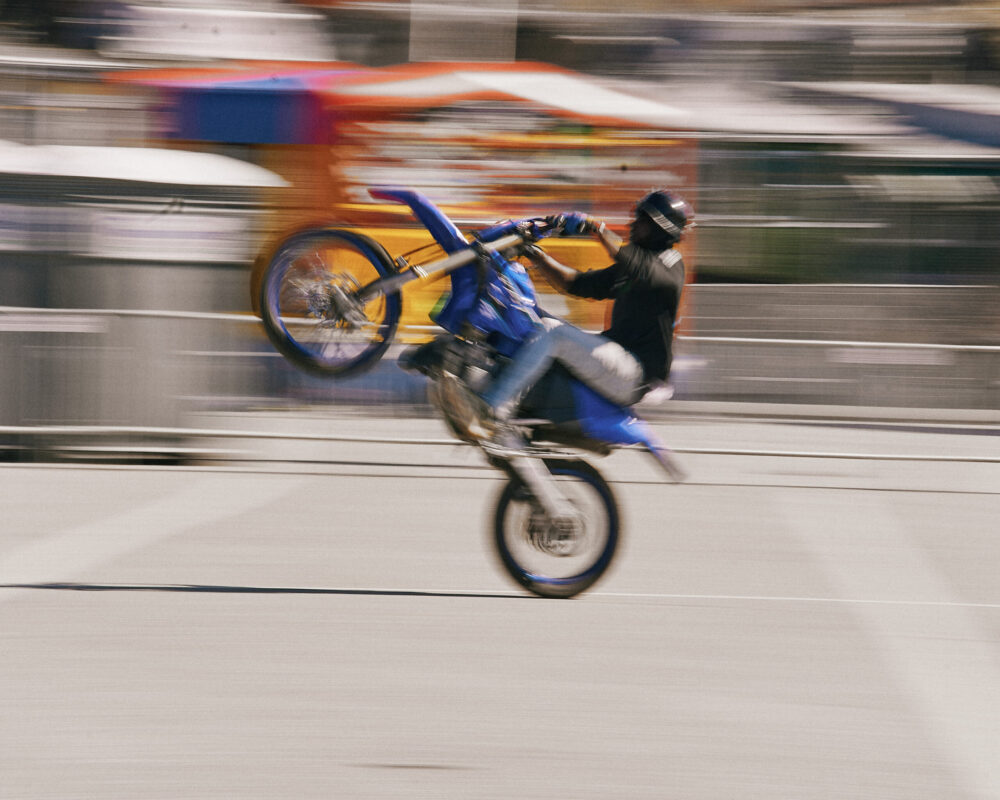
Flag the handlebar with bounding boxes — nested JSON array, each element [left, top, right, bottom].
[[474, 217, 559, 246]]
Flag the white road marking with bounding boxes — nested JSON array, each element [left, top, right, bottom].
[[590, 592, 1000, 609], [0, 474, 295, 601], [778, 494, 1000, 800]]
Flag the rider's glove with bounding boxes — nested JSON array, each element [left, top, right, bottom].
[[548, 211, 593, 236], [561, 211, 590, 236]]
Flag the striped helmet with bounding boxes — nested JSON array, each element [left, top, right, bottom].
[[636, 190, 693, 245]]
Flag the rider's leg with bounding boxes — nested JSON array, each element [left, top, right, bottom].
[[480, 319, 643, 421]]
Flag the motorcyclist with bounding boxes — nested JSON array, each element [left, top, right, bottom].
[[470, 189, 693, 435]]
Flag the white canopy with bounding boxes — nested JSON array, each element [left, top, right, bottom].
[[335, 68, 690, 128], [0, 141, 288, 187]]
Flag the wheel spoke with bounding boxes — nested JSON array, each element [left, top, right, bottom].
[[495, 465, 617, 597], [260, 229, 400, 377]]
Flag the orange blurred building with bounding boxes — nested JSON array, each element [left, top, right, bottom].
[[108, 60, 697, 335]]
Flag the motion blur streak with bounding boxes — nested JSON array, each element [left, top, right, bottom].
[[1, 2, 999, 798]]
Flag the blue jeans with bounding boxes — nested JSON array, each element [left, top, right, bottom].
[[481, 318, 644, 420]]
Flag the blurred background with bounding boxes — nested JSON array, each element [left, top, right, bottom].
[[1, 0, 998, 460]]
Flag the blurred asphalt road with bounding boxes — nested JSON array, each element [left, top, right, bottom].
[[1, 414, 998, 799]]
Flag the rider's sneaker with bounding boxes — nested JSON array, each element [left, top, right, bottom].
[[487, 421, 524, 453], [475, 419, 528, 459], [464, 393, 497, 440]]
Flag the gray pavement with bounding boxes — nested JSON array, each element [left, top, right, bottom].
[[1, 414, 998, 799]]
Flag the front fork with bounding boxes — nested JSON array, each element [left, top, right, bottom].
[[494, 451, 579, 525]]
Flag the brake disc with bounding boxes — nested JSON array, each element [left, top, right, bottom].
[[527, 510, 584, 557]]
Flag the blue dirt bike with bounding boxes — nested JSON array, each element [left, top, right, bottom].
[[259, 187, 684, 598]]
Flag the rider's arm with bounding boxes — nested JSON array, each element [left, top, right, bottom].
[[524, 218, 622, 294], [588, 218, 623, 260], [522, 245, 580, 294]]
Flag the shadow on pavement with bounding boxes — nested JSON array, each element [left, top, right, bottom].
[[0, 582, 530, 600]]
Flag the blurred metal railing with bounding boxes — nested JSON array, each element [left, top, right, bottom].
[[1, 303, 998, 448], [2, 422, 998, 466]]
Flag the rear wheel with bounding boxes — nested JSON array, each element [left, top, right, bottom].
[[259, 229, 401, 378], [493, 459, 619, 598]]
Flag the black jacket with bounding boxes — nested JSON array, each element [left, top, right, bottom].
[[568, 243, 685, 384]]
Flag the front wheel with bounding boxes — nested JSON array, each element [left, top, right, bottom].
[[493, 459, 620, 598], [259, 228, 402, 378]]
